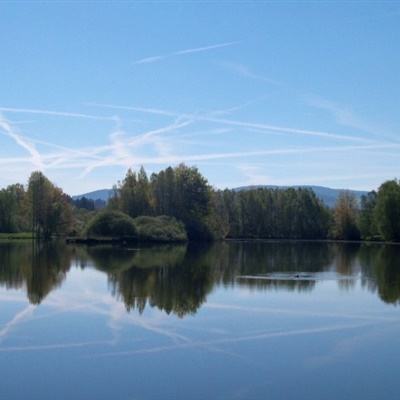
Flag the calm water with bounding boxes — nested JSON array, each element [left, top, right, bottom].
[[0, 241, 399, 400]]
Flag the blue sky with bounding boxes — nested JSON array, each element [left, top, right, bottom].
[[0, 1, 399, 195]]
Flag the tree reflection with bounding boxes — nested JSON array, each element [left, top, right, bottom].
[[104, 244, 213, 317], [0, 241, 72, 304], [1, 240, 400, 312], [360, 244, 400, 304]]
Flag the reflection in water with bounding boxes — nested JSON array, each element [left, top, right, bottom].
[[359, 244, 400, 304], [0, 241, 72, 304], [106, 245, 214, 317], [0, 241, 400, 313]]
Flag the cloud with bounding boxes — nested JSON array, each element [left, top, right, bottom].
[[221, 61, 281, 86], [0, 114, 44, 169], [133, 56, 164, 65], [237, 164, 270, 185], [1, 102, 397, 191], [306, 95, 399, 142], [0, 106, 115, 121], [88, 102, 377, 143], [205, 303, 397, 322], [56, 143, 400, 172], [0, 340, 115, 353], [91, 322, 372, 358], [78, 117, 193, 177], [0, 305, 36, 343], [132, 41, 240, 65]]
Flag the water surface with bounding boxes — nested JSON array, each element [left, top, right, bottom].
[[0, 241, 399, 399]]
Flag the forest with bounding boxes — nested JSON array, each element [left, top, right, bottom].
[[0, 164, 399, 242]]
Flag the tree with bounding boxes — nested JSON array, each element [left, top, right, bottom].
[[136, 166, 152, 215], [151, 164, 213, 239], [0, 184, 27, 233], [119, 167, 152, 218], [27, 171, 72, 238], [219, 187, 330, 239], [332, 191, 360, 240], [374, 180, 400, 241], [85, 210, 137, 237], [359, 191, 378, 240], [73, 196, 95, 211]]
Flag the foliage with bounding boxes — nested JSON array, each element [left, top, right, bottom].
[[133, 215, 187, 242], [85, 210, 137, 237], [219, 187, 331, 239], [112, 164, 214, 239], [332, 191, 360, 240], [0, 184, 27, 233], [116, 167, 152, 218], [27, 171, 73, 238], [73, 196, 95, 211], [374, 180, 400, 241], [1, 165, 399, 243], [359, 191, 378, 240]]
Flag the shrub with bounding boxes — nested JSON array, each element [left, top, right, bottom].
[[85, 211, 137, 237], [133, 215, 187, 242]]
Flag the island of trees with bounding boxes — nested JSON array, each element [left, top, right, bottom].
[[0, 164, 399, 242]]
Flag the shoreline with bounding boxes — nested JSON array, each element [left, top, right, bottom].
[[1, 235, 399, 246], [223, 238, 400, 245]]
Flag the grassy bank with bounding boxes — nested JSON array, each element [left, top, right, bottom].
[[0, 232, 34, 240]]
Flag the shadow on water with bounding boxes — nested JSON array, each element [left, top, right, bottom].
[[0, 240, 400, 314]]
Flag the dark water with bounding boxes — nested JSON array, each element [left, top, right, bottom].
[[0, 240, 399, 400]]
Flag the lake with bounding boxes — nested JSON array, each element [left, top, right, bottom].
[[0, 240, 399, 400]]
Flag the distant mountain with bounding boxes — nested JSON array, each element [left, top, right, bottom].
[[72, 189, 114, 202], [234, 185, 368, 208], [73, 185, 368, 208]]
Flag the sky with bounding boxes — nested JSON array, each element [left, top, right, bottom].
[[0, 1, 399, 195]]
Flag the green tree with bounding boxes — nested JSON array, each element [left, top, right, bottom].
[[151, 164, 213, 239], [119, 167, 152, 218], [0, 184, 27, 233], [359, 191, 378, 240], [27, 171, 72, 238], [374, 180, 400, 241], [332, 191, 360, 240]]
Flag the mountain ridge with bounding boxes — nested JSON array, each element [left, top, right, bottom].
[[73, 185, 368, 208]]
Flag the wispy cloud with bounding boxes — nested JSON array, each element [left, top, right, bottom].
[[0, 114, 44, 169], [132, 41, 240, 65], [91, 322, 371, 358], [237, 164, 270, 185], [88, 102, 377, 143], [1, 102, 397, 191], [0, 340, 115, 353], [0, 106, 115, 121], [0, 305, 36, 343], [221, 61, 280, 86], [306, 95, 399, 142], [78, 117, 193, 177], [60, 143, 400, 172], [205, 303, 397, 322]]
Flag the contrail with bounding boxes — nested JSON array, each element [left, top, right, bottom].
[[133, 41, 240, 65]]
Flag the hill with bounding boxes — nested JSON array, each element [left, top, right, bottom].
[[74, 186, 368, 208], [72, 189, 114, 202], [234, 185, 368, 207]]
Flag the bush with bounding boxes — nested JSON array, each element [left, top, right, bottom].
[[133, 215, 187, 242], [85, 211, 137, 237]]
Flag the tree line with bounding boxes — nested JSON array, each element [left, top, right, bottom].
[[0, 171, 72, 238], [0, 165, 399, 241]]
